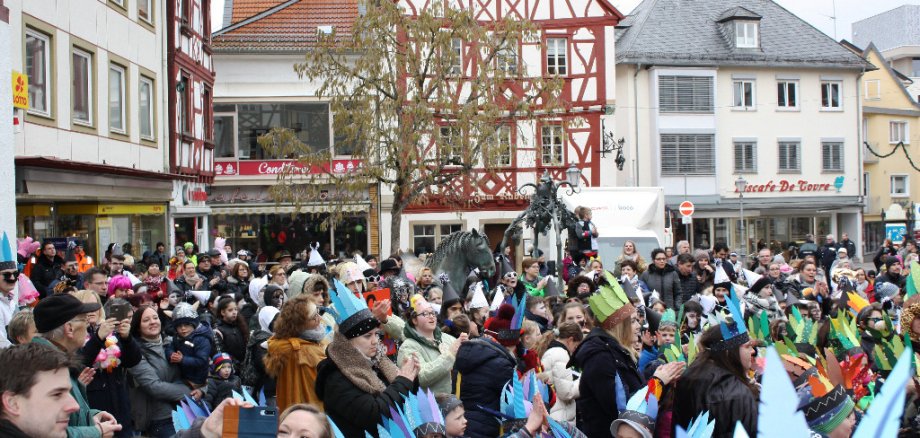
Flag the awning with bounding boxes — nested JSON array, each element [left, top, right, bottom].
[[210, 203, 368, 215]]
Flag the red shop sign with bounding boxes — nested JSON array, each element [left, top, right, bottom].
[[215, 159, 362, 176], [733, 179, 837, 193]]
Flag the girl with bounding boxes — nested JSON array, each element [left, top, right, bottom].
[[213, 296, 249, 364], [538, 322, 584, 424]]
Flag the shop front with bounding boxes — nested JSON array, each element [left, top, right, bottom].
[[169, 182, 212, 251]]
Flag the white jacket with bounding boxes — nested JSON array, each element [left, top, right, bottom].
[[541, 345, 579, 423]]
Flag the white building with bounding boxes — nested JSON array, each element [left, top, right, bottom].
[[615, 0, 873, 258]]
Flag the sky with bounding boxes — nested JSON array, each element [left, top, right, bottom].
[[211, 0, 919, 40]]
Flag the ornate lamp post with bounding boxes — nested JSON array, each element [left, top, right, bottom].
[[735, 175, 748, 262]]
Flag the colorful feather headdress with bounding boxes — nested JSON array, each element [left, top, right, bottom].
[[675, 411, 715, 438], [800, 367, 855, 436], [852, 347, 914, 437], [495, 370, 570, 438], [611, 378, 662, 437], [709, 286, 748, 352], [589, 270, 635, 329]]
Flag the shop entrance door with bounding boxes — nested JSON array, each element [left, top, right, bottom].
[[174, 217, 197, 248]]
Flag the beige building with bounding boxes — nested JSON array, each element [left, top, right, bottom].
[[857, 44, 920, 252]]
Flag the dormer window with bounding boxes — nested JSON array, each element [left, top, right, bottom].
[[735, 21, 759, 48]]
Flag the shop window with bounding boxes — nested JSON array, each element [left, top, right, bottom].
[[72, 48, 93, 126], [776, 81, 797, 109], [541, 125, 564, 166], [891, 175, 909, 197], [236, 102, 331, 160], [25, 29, 52, 117], [732, 80, 755, 110], [546, 38, 567, 76], [108, 64, 127, 134], [660, 134, 715, 175]]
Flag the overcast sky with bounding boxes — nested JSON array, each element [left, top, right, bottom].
[[211, 0, 919, 41]]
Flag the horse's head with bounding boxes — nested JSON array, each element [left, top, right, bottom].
[[465, 229, 495, 279]]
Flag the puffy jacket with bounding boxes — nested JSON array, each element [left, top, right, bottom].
[[204, 374, 241, 408], [542, 341, 579, 423], [571, 328, 643, 438], [214, 319, 247, 363], [677, 271, 699, 305], [640, 264, 681, 310], [164, 322, 213, 385], [452, 337, 517, 438], [31, 254, 63, 298], [224, 276, 250, 299], [244, 329, 274, 397], [128, 336, 194, 433]]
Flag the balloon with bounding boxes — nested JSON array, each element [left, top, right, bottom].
[[354, 224, 364, 233]]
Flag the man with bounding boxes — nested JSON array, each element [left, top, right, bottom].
[[31, 294, 122, 437], [72, 243, 94, 273], [751, 248, 773, 272], [223, 243, 234, 261], [31, 241, 63, 299], [196, 254, 224, 290], [875, 257, 906, 291], [207, 248, 223, 271], [0, 343, 81, 437], [675, 253, 699, 305], [144, 242, 168, 273], [49, 255, 85, 293], [798, 234, 818, 260], [839, 233, 857, 262], [1, 234, 20, 349], [668, 240, 690, 267], [711, 242, 737, 282], [818, 234, 839, 281], [106, 254, 139, 286], [83, 268, 109, 303]]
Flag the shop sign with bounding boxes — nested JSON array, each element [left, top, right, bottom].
[[208, 186, 368, 204], [180, 183, 209, 206], [12, 71, 28, 109], [732, 177, 845, 194], [97, 204, 166, 215], [214, 159, 363, 177], [886, 223, 908, 242]]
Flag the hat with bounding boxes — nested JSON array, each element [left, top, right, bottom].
[[484, 295, 526, 347], [196, 253, 210, 263], [337, 262, 363, 285], [307, 243, 325, 267], [712, 264, 731, 291], [644, 308, 661, 334], [258, 306, 280, 332], [236, 249, 249, 257], [610, 379, 661, 438], [749, 276, 773, 294], [378, 258, 399, 275], [658, 309, 677, 330], [276, 250, 292, 262], [837, 247, 848, 254], [799, 376, 855, 435], [588, 270, 636, 329], [34, 294, 102, 333], [438, 273, 461, 307], [211, 352, 233, 373], [874, 282, 899, 301], [172, 302, 199, 328], [288, 270, 310, 299], [709, 286, 749, 353], [206, 248, 221, 258], [329, 278, 378, 338], [500, 370, 550, 421], [468, 282, 489, 310], [438, 394, 463, 418], [354, 254, 373, 273], [183, 242, 195, 249], [373, 388, 446, 438], [729, 252, 738, 257], [1, 232, 16, 271]]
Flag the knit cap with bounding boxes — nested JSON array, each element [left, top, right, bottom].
[[211, 352, 232, 374], [172, 302, 199, 328]]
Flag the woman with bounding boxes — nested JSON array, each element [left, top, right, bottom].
[[224, 262, 252, 299], [108, 275, 133, 299], [213, 296, 248, 364], [397, 295, 464, 394], [614, 240, 647, 276], [264, 296, 328, 414], [538, 322, 584, 424], [693, 250, 715, 291], [173, 261, 204, 293], [268, 265, 289, 292], [416, 267, 436, 297], [129, 305, 202, 438], [743, 277, 783, 321], [75, 293, 141, 437], [277, 404, 334, 438], [557, 302, 591, 333], [520, 258, 548, 297], [673, 325, 758, 437], [167, 248, 187, 281], [303, 274, 336, 333], [639, 249, 681, 310], [141, 260, 167, 298], [855, 268, 873, 297]]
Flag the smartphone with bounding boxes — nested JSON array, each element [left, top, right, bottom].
[[109, 303, 131, 321]]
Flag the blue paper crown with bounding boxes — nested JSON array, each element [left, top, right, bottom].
[[510, 292, 527, 331], [0, 232, 15, 271], [711, 285, 749, 352], [373, 388, 446, 438], [500, 370, 550, 420], [329, 278, 369, 326]]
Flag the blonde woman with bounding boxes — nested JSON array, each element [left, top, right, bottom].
[[415, 267, 435, 297], [614, 240, 647, 276]]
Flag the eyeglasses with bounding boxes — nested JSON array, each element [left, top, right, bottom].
[[1, 271, 20, 281], [416, 311, 437, 318]]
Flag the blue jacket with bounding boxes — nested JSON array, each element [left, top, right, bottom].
[[164, 322, 213, 385], [452, 337, 517, 438]]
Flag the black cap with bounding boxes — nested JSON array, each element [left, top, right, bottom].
[[207, 249, 221, 257], [197, 253, 210, 263], [378, 258, 399, 275], [34, 294, 101, 333]]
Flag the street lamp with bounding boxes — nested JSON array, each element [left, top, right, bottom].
[[735, 175, 748, 262]]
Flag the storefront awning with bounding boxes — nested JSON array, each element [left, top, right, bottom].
[[210, 204, 368, 215]]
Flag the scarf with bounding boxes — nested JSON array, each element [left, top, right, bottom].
[[326, 331, 399, 394]]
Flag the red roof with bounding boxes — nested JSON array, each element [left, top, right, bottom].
[[214, 0, 358, 52]]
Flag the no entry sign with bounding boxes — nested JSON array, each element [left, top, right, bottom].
[[679, 201, 695, 216]]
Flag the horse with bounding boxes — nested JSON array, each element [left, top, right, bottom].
[[427, 229, 495, 293]]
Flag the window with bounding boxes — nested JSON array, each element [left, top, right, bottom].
[[449, 38, 462, 76], [658, 75, 714, 113], [660, 134, 715, 175], [913, 58, 920, 77], [496, 39, 518, 75], [891, 175, 909, 197], [890, 121, 908, 144], [862, 117, 868, 142], [777, 141, 800, 172], [180, 0, 189, 23], [440, 224, 462, 238], [732, 80, 755, 109], [178, 75, 190, 134], [138, 0, 152, 23], [497, 125, 513, 167], [108, 64, 126, 134], [439, 125, 462, 163], [541, 125, 564, 166], [735, 21, 759, 48], [25, 29, 51, 116], [733, 141, 757, 172], [72, 49, 93, 126], [234, 102, 331, 159], [546, 38, 567, 76], [412, 224, 463, 256], [137, 77, 153, 140], [214, 114, 236, 158], [864, 79, 881, 100], [777, 81, 798, 109], [110, 0, 125, 7], [203, 86, 213, 141], [863, 172, 870, 197], [821, 141, 844, 172], [821, 81, 841, 109]]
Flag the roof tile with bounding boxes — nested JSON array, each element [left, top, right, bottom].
[[215, 0, 358, 51]]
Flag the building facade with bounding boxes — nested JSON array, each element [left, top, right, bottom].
[[383, 0, 623, 258], [615, 0, 872, 259], [166, 0, 215, 251], [12, 0, 174, 261], [210, 0, 376, 261], [852, 5, 920, 103]]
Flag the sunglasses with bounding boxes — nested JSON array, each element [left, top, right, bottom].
[[1, 271, 20, 282], [365, 275, 381, 283]]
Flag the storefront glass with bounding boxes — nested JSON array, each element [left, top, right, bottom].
[[212, 212, 368, 262]]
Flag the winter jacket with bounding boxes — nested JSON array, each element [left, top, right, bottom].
[[452, 337, 517, 438], [31, 337, 103, 438], [874, 246, 898, 271], [128, 336, 194, 433], [541, 341, 579, 424], [677, 271, 700, 305], [245, 329, 274, 397], [173, 274, 205, 294], [264, 333, 326, 413], [818, 244, 839, 272], [214, 319, 247, 363], [673, 359, 757, 437], [224, 276, 250, 299], [164, 322, 213, 385], [315, 332, 415, 438], [80, 325, 142, 438], [875, 272, 907, 292], [571, 328, 644, 438], [31, 254, 63, 298], [204, 374, 241, 408], [640, 264, 681, 310], [397, 326, 458, 394], [840, 239, 857, 260]]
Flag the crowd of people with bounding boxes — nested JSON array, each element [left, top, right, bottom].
[[1, 223, 920, 438]]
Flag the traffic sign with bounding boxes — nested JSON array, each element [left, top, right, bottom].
[[681, 215, 692, 225], [679, 201, 695, 216]]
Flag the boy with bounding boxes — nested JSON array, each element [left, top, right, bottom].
[[205, 352, 241, 408], [679, 300, 704, 346], [165, 302, 212, 387]]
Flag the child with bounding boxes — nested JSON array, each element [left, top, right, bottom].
[[165, 302, 213, 387], [679, 300, 704, 346], [436, 393, 468, 438], [205, 352, 242, 408]]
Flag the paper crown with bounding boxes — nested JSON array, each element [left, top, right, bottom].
[[374, 388, 446, 438], [611, 378, 662, 438], [829, 311, 862, 356], [354, 253, 373, 272], [787, 305, 818, 346], [307, 242, 325, 267], [709, 285, 749, 352], [846, 291, 869, 316], [0, 232, 15, 271], [801, 373, 855, 435], [675, 411, 715, 438], [659, 309, 677, 329], [588, 270, 635, 329], [329, 278, 378, 338], [489, 286, 505, 311], [759, 348, 811, 438], [468, 281, 489, 310], [500, 370, 551, 420]]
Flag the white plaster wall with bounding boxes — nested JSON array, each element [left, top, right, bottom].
[[0, 15, 16, 240]]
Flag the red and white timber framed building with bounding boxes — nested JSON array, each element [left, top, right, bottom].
[[381, 0, 623, 260]]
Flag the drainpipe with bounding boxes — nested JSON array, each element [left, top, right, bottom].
[[633, 64, 642, 186], [855, 65, 866, 261]]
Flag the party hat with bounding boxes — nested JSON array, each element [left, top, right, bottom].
[[329, 278, 378, 338], [468, 281, 489, 310], [354, 253, 373, 272], [438, 273, 462, 307], [713, 264, 731, 289], [0, 232, 15, 271], [588, 270, 635, 329], [710, 286, 749, 352], [741, 269, 761, 288]]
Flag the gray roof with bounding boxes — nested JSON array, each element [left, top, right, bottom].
[[852, 5, 920, 53], [616, 0, 873, 70]]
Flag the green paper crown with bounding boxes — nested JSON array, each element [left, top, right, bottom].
[[588, 270, 632, 325], [660, 309, 677, 328]]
